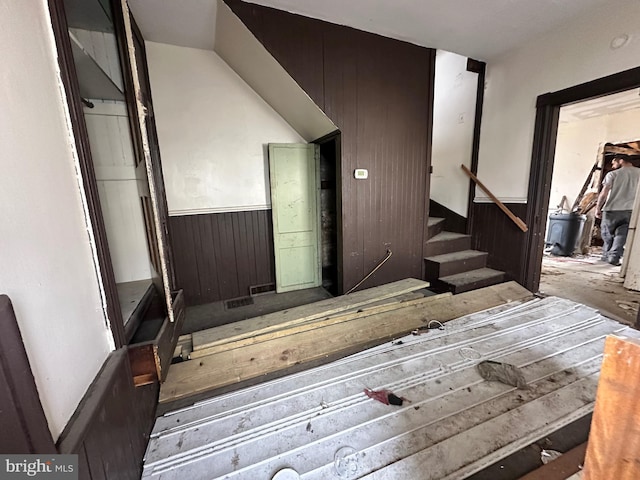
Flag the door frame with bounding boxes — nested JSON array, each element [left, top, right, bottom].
[[521, 66, 640, 292]]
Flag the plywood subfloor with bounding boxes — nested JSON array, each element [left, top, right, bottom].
[[143, 296, 638, 479]]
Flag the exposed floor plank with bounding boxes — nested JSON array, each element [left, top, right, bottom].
[[191, 278, 430, 353], [189, 292, 451, 359], [145, 296, 639, 480], [160, 282, 532, 404]]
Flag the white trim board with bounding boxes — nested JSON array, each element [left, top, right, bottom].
[[169, 204, 271, 216]]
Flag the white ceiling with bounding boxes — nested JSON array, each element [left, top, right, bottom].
[[560, 89, 640, 123], [128, 0, 218, 51], [128, 0, 627, 61]]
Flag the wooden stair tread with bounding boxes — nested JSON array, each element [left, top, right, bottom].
[[425, 249, 487, 263], [426, 231, 470, 243], [439, 267, 505, 285]]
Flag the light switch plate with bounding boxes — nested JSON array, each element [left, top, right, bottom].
[[354, 168, 368, 179]]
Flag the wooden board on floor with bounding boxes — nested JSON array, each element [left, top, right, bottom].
[[189, 293, 452, 359], [191, 278, 430, 353], [582, 335, 640, 480], [160, 281, 532, 404]]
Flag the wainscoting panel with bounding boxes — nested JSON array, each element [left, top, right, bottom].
[[470, 202, 529, 282], [169, 210, 275, 305]]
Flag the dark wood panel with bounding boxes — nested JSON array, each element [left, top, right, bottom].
[[225, 1, 435, 294], [0, 295, 56, 454], [169, 210, 276, 305], [470, 203, 528, 282], [57, 349, 158, 480], [429, 200, 467, 234]]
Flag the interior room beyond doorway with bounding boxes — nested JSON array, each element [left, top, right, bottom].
[[541, 89, 640, 325]]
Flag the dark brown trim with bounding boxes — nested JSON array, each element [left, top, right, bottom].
[[314, 131, 343, 295], [111, 0, 145, 170], [47, 0, 126, 348], [537, 66, 640, 108], [466, 58, 484, 74], [334, 134, 344, 294], [466, 58, 486, 235], [521, 104, 560, 291], [312, 129, 341, 145], [130, 14, 178, 292], [523, 67, 640, 291], [0, 295, 56, 454], [421, 47, 437, 279]]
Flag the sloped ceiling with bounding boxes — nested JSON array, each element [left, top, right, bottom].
[[128, 0, 629, 60], [128, 0, 218, 50], [128, 0, 336, 142]]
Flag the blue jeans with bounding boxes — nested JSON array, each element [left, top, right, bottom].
[[602, 210, 632, 263]]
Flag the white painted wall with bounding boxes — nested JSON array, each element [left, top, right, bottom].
[[145, 41, 306, 216], [0, 1, 113, 439], [477, 0, 640, 202], [431, 50, 477, 217], [551, 108, 640, 211]]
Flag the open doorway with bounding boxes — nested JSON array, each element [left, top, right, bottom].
[[529, 87, 640, 323]]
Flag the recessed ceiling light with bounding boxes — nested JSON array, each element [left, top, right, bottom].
[[610, 34, 630, 50]]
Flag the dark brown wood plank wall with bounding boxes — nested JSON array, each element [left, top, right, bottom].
[[225, 0, 435, 292], [169, 211, 275, 305], [470, 203, 528, 282]]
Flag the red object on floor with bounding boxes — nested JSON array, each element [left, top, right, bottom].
[[364, 388, 405, 406]]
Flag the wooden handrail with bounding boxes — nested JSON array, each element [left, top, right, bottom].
[[461, 164, 528, 232]]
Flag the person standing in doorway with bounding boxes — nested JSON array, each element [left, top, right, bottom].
[[599, 157, 621, 261], [595, 156, 640, 266]]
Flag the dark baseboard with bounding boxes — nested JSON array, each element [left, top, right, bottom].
[[429, 200, 468, 234], [57, 348, 158, 480]]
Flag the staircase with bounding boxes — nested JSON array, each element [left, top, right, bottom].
[[425, 217, 505, 294]]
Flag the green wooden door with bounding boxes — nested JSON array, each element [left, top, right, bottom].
[[269, 143, 321, 293]]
